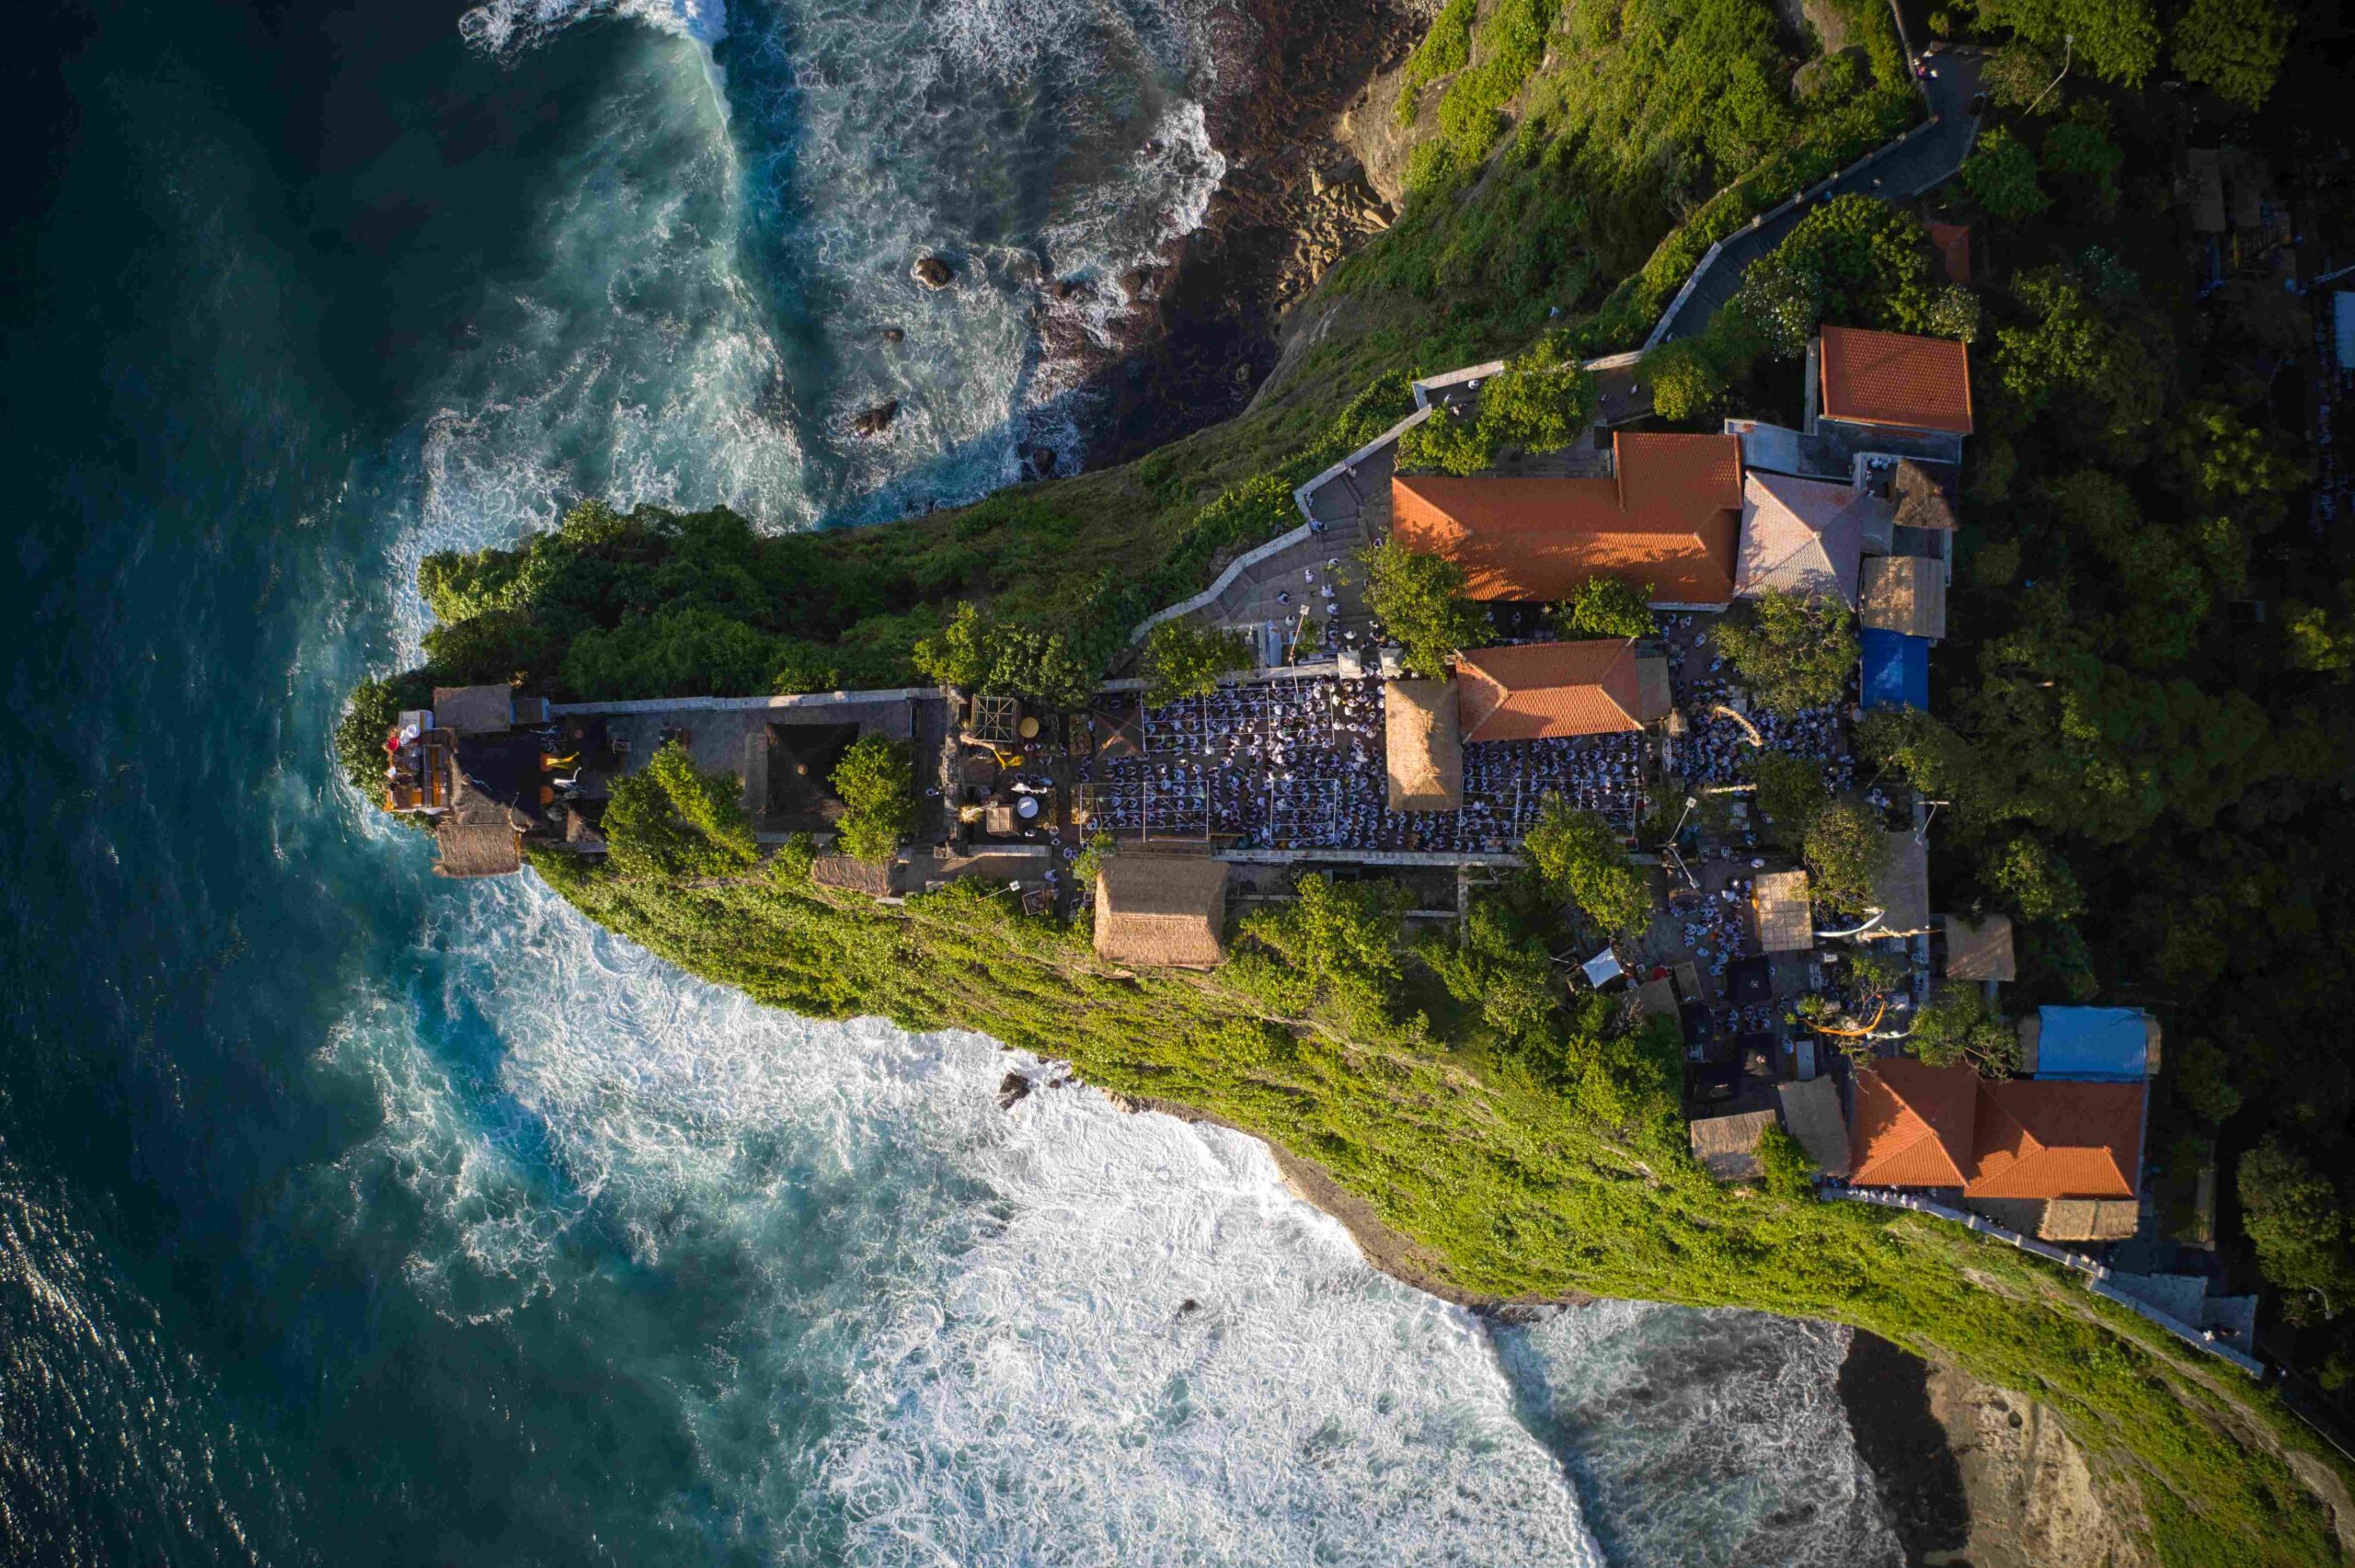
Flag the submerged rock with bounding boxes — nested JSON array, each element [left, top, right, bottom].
[[879, 326, 905, 343], [912, 256, 955, 289], [854, 399, 899, 437]]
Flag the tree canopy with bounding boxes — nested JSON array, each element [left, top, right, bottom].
[[603, 740, 759, 879], [1717, 589, 1857, 715], [1143, 620, 1253, 706], [1552, 576, 1656, 640], [830, 735, 916, 864], [1363, 542, 1493, 678], [1803, 800, 1888, 920], [2170, 0, 2293, 108], [1523, 798, 1652, 935]]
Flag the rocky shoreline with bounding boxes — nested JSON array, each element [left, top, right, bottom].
[[1028, 0, 1427, 470]]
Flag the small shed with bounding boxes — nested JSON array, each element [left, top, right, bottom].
[[1752, 870, 1814, 953], [433, 821, 523, 879], [1861, 555, 1947, 641], [1691, 1109, 1778, 1182], [432, 684, 516, 736], [1093, 855, 1229, 969], [1776, 1077, 1850, 1179], [1384, 680, 1465, 811], [1873, 831, 1931, 937], [1860, 628, 1929, 711], [1943, 914, 2016, 982]]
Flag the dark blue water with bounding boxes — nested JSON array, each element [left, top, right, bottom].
[[0, 5, 1902, 1564]]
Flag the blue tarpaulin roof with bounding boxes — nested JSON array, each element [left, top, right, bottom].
[[2036, 1007, 2150, 1082], [1859, 628, 1929, 710]]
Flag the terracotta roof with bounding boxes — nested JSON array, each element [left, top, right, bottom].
[[1384, 680, 1464, 810], [1456, 640, 1645, 742], [1850, 1060, 2144, 1200], [1094, 854, 1228, 969], [1862, 555, 1947, 639], [1389, 431, 1742, 605], [1752, 869, 1814, 954], [1943, 914, 2016, 982], [1970, 1081, 2143, 1200], [1925, 221, 1971, 286], [1819, 326, 1973, 436], [1851, 1059, 1977, 1189], [1691, 1110, 1777, 1181], [1737, 472, 1870, 605]]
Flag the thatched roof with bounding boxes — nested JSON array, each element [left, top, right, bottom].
[[1384, 680, 1464, 812], [1861, 555, 1947, 640], [1890, 460, 1959, 531], [1632, 975, 1680, 1023], [1752, 870, 1813, 953], [1944, 914, 2016, 982], [810, 854, 895, 898], [1635, 653, 1672, 723], [1776, 1078, 1850, 1179], [2038, 1197, 2142, 1242], [433, 821, 522, 878], [432, 684, 514, 736], [1094, 855, 1228, 969], [1874, 831, 1931, 937], [1691, 1110, 1776, 1181]]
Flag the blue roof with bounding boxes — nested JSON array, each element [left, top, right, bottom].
[[2036, 1007, 2151, 1082], [1859, 628, 1929, 710]]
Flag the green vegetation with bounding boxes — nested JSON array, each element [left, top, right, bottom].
[[1523, 797, 1652, 936], [830, 735, 915, 863], [1801, 798, 1889, 919], [1717, 589, 1858, 715], [602, 740, 759, 879], [2239, 1138, 2355, 1331], [1396, 336, 1595, 474], [1361, 541, 1491, 677], [2170, 0, 2294, 107], [1748, 750, 1832, 849], [1141, 619, 1253, 706], [1910, 988, 2022, 1075], [1550, 576, 1655, 640], [1394, 0, 1476, 125], [1960, 126, 2052, 220]]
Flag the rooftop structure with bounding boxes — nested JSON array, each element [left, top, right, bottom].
[[1383, 680, 1464, 810], [1456, 639, 1664, 743], [1734, 472, 1872, 604], [1691, 1109, 1778, 1181], [1942, 914, 2016, 982], [1752, 869, 1814, 953], [1093, 854, 1229, 969], [431, 684, 518, 736], [810, 853, 896, 898], [1873, 830, 1932, 938], [1889, 459, 1959, 532], [1389, 431, 1742, 607], [1777, 1077, 1851, 1179], [1860, 627, 1929, 711], [1850, 1059, 2144, 1201], [1818, 326, 1974, 437], [433, 821, 523, 879], [1861, 555, 1947, 640], [1924, 221, 1971, 286], [2022, 1007, 2160, 1082]]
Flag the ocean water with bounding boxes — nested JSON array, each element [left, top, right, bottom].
[[0, 3, 1903, 1564]]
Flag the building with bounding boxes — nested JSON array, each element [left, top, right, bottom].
[[1861, 555, 1947, 640], [1849, 1059, 2146, 1233], [1691, 1109, 1778, 1181], [1777, 1077, 1850, 1178], [1454, 639, 1669, 742], [1872, 831, 1932, 938], [2019, 1007, 2161, 1082], [1734, 471, 1875, 604], [1941, 914, 2016, 983], [1093, 854, 1229, 969], [1752, 869, 1814, 954], [382, 684, 557, 880], [1389, 431, 1742, 608], [1817, 325, 1974, 438], [1924, 221, 1971, 286], [1383, 680, 1464, 810], [1859, 626, 1929, 711]]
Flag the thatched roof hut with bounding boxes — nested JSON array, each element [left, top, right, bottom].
[[433, 821, 522, 878], [1776, 1077, 1850, 1179], [1861, 555, 1947, 640], [1094, 855, 1228, 969], [1384, 680, 1464, 811], [1691, 1109, 1777, 1181], [1890, 460, 1959, 531], [1944, 914, 2016, 982], [1752, 870, 1813, 953], [432, 684, 516, 736], [1874, 832, 1931, 937]]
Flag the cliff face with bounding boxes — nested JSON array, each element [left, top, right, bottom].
[[1922, 1363, 2156, 1568]]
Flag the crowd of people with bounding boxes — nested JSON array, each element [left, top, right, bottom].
[[1660, 613, 1855, 791], [1076, 673, 1649, 852]]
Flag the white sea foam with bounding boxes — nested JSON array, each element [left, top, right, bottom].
[[460, 0, 729, 55]]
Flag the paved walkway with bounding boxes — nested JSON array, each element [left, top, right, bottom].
[[1654, 47, 1985, 346]]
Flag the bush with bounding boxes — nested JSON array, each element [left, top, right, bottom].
[[772, 832, 819, 884], [1396, 0, 1476, 125], [1474, 341, 1596, 454], [1236, 874, 1409, 1033], [1756, 1123, 1817, 1199], [831, 735, 916, 864], [1396, 407, 1495, 475], [334, 675, 408, 797], [1143, 620, 1253, 706], [1363, 541, 1493, 677], [603, 740, 759, 879]]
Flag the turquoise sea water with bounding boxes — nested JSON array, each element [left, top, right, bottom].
[[1, 4, 1905, 1563]]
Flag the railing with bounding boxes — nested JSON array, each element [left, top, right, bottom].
[[549, 686, 948, 715]]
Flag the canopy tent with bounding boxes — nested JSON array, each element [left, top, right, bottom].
[[1859, 628, 1929, 711]]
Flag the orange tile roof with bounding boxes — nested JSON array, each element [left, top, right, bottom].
[[1849, 1060, 2144, 1199], [1850, 1059, 1976, 1188], [1389, 431, 1742, 605], [1818, 326, 1974, 436], [1924, 221, 1971, 286], [1456, 639, 1645, 742]]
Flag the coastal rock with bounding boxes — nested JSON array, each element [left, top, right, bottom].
[[997, 1070, 1032, 1110], [853, 399, 899, 437], [879, 326, 905, 343], [911, 256, 955, 289], [1051, 276, 1089, 301]]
